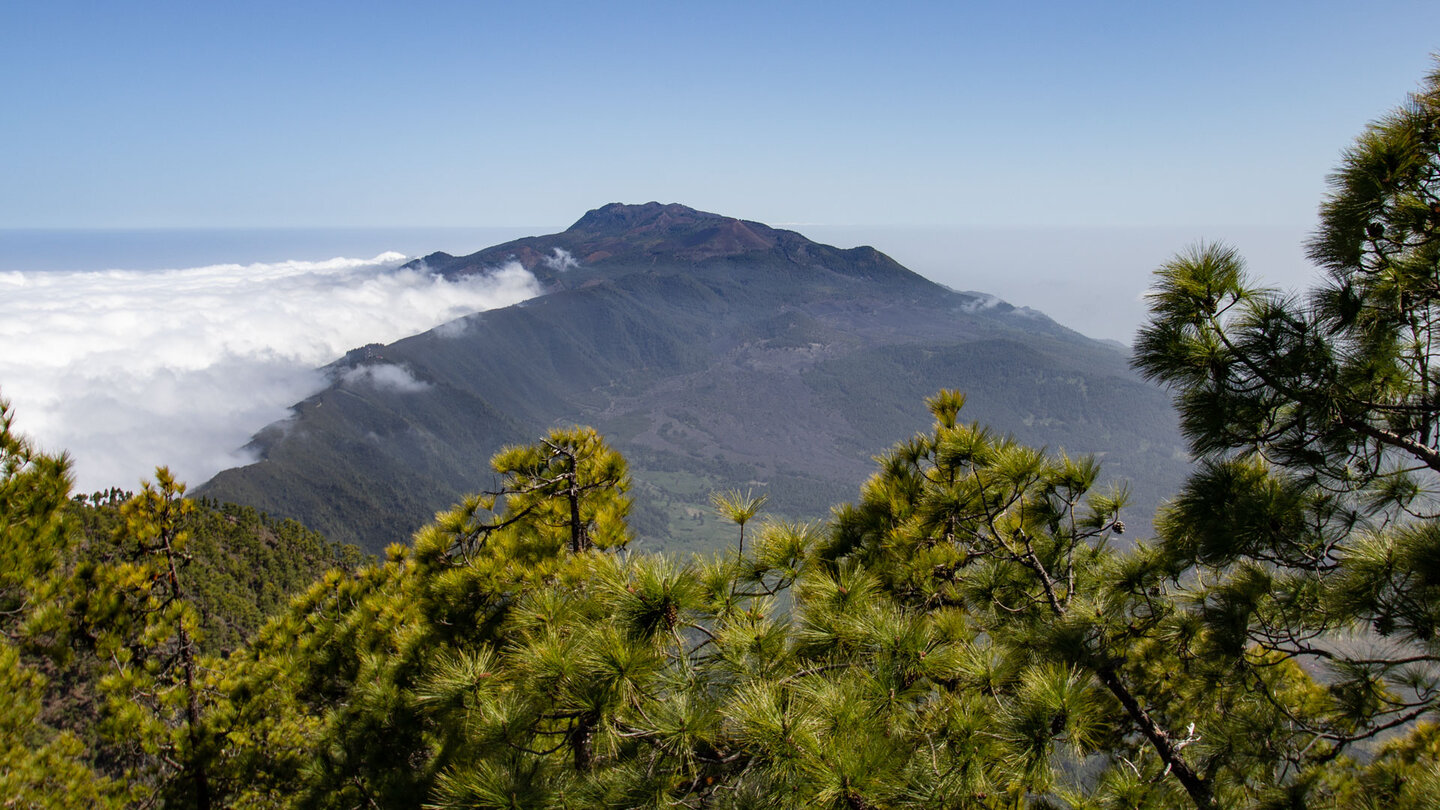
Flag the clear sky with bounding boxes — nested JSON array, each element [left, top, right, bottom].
[[4, 1, 1439, 231]]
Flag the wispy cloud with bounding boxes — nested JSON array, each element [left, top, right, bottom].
[[340, 363, 432, 393], [543, 247, 580, 271], [0, 254, 540, 492]]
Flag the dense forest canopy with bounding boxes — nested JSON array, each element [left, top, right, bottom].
[[4, 60, 1440, 810]]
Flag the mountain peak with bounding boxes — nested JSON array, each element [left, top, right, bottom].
[[566, 202, 724, 235], [418, 203, 931, 291], [563, 202, 781, 257]]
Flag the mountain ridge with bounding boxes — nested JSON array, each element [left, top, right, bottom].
[[411, 202, 948, 296], [200, 204, 1185, 553]]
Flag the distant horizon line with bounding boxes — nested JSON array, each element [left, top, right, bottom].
[[0, 221, 1314, 232]]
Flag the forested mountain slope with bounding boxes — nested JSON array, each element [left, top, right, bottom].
[[200, 203, 1186, 552]]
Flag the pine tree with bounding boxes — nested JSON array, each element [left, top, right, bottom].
[[65, 469, 223, 808], [710, 489, 768, 558], [821, 390, 1240, 807], [1134, 59, 1440, 804], [0, 394, 124, 807], [215, 428, 637, 807], [0, 395, 73, 641]]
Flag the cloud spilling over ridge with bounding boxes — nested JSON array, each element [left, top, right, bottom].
[[0, 254, 540, 493]]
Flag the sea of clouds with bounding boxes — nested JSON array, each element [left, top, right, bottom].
[[0, 254, 540, 494]]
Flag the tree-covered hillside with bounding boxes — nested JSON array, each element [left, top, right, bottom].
[[0, 407, 366, 807], [66, 488, 369, 654]]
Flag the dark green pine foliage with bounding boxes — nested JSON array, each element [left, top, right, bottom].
[[0, 390, 372, 808], [1134, 60, 1440, 806], [0, 396, 125, 807], [77, 471, 218, 808], [64, 470, 356, 808], [216, 426, 641, 807], [819, 390, 1332, 809], [67, 492, 369, 655]]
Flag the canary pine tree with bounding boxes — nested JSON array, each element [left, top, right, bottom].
[[213, 426, 636, 806], [820, 390, 1286, 808], [1134, 60, 1440, 806], [0, 395, 124, 807]]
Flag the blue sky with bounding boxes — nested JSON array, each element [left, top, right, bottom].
[[5, 1, 1439, 230]]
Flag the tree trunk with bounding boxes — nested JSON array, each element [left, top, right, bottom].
[[568, 485, 583, 554], [570, 713, 596, 771], [1094, 664, 1213, 810]]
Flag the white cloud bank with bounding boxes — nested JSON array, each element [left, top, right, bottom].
[[0, 254, 540, 493]]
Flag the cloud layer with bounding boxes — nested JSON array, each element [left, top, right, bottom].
[[0, 254, 539, 493]]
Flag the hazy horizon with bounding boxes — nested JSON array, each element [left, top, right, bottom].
[[1, 218, 1317, 342]]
